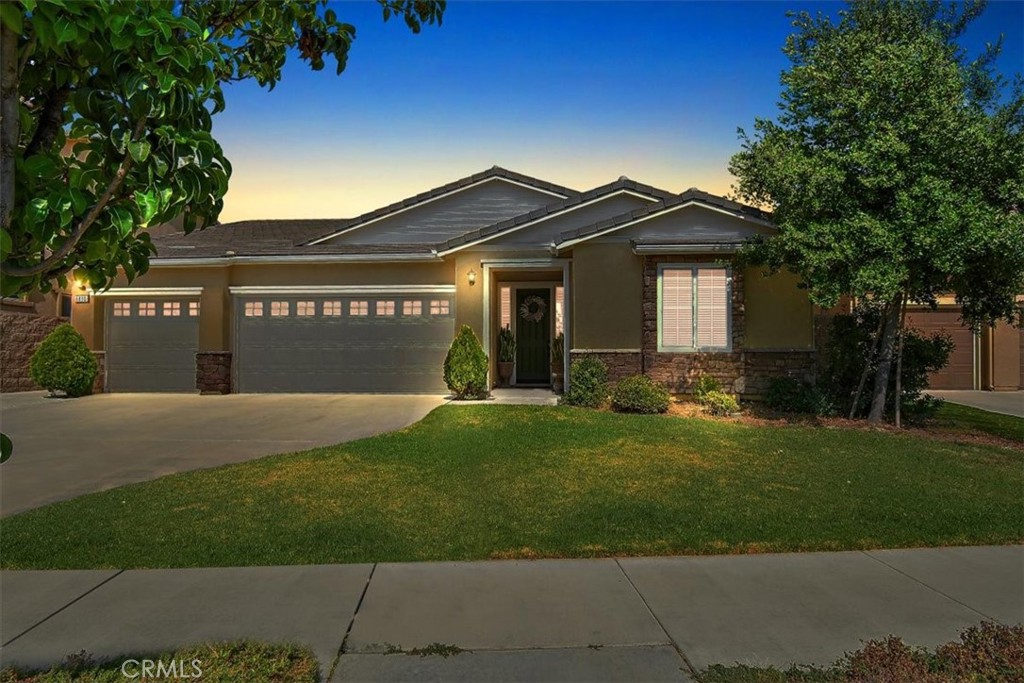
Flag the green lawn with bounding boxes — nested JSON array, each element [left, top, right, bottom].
[[1, 405, 1021, 569], [0, 642, 318, 683], [932, 402, 1024, 443]]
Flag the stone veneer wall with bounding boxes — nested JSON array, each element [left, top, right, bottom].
[[196, 351, 232, 394], [568, 256, 817, 398], [0, 311, 62, 392], [566, 255, 817, 398]]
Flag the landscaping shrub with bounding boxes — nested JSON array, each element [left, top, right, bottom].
[[702, 622, 1024, 683], [611, 375, 670, 414], [443, 325, 488, 399], [701, 390, 740, 416], [29, 324, 97, 397], [691, 373, 721, 402], [561, 356, 608, 408], [765, 377, 836, 416], [822, 306, 953, 422]]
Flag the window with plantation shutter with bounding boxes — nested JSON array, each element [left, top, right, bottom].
[[696, 268, 729, 347], [660, 268, 693, 348], [658, 265, 731, 351]]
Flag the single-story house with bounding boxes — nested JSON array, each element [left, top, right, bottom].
[[65, 166, 1020, 394]]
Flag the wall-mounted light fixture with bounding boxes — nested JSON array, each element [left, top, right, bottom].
[[467, 269, 477, 286]]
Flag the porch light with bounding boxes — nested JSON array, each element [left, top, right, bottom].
[[467, 269, 476, 286]]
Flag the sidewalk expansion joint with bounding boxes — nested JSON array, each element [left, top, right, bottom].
[[1, 569, 125, 647], [859, 551, 1002, 624], [614, 558, 699, 680], [327, 562, 377, 681]]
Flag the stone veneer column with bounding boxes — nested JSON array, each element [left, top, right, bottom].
[[91, 351, 105, 394], [195, 352, 232, 394]]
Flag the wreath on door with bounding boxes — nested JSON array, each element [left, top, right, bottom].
[[519, 295, 547, 323]]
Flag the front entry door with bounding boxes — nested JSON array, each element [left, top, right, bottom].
[[515, 288, 551, 384]]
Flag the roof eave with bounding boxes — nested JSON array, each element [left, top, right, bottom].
[[149, 252, 441, 267]]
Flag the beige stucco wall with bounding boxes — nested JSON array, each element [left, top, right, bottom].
[[74, 260, 456, 353], [571, 243, 642, 350], [454, 253, 484, 340], [743, 266, 815, 349]]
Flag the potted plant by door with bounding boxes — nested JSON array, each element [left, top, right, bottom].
[[550, 332, 565, 394], [497, 325, 516, 387]]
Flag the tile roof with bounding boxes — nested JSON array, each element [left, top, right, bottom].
[[148, 177, 771, 261], [436, 177, 676, 252], [151, 220, 435, 259], [300, 166, 580, 246], [554, 189, 773, 247]]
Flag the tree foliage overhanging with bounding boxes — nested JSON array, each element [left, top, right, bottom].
[[0, 0, 444, 297], [730, 0, 1024, 329]]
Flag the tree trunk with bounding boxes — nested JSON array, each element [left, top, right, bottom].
[[0, 23, 19, 235], [867, 293, 904, 424], [894, 293, 908, 429], [849, 309, 886, 420]]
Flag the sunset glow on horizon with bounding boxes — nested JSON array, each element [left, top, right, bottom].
[[211, 1, 1023, 223]]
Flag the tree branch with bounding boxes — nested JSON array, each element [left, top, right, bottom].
[[1, 117, 147, 279], [17, 34, 36, 79], [23, 84, 71, 159]]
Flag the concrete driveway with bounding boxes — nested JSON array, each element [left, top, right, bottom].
[[928, 390, 1024, 417], [0, 392, 444, 517]]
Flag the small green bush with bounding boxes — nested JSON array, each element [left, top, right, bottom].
[[561, 356, 608, 408], [497, 325, 516, 363], [443, 325, 489, 399], [691, 374, 721, 402], [702, 390, 740, 416], [611, 375, 671, 414], [765, 377, 836, 415], [29, 324, 97, 398]]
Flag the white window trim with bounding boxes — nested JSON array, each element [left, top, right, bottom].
[[656, 263, 732, 353]]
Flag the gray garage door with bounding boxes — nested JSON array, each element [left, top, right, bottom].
[[105, 298, 200, 392], [235, 294, 454, 393]]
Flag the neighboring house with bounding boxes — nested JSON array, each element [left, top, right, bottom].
[[66, 166, 832, 394], [905, 298, 1023, 391]]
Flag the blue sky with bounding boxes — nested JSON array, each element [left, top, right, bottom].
[[213, 1, 1024, 222]]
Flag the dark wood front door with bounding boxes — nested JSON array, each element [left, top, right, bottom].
[[515, 288, 550, 384]]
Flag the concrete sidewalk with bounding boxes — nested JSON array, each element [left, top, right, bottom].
[[1, 546, 1020, 682]]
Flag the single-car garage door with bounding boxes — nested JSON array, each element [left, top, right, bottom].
[[905, 307, 976, 389], [105, 298, 200, 392], [234, 291, 455, 393]]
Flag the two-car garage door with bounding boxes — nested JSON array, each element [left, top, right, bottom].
[[233, 291, 455, 393]]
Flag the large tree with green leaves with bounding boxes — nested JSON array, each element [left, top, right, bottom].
[[730, 0, 1023, 424], [0, 0, 443, 297]]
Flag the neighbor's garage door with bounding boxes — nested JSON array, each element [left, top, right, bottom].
[[905, 307, 976, 389], [234, 293, 454, 392], [105, 298, 200, 392]]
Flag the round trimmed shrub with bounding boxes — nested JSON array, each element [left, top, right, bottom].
[[702, 390, 740, 416], [29, 323, 98, 397], [443, 324, 489, 399], [561, 356, 608, 408], [611, 375, 670, 414]]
